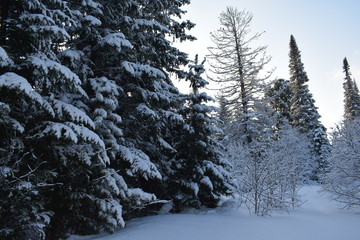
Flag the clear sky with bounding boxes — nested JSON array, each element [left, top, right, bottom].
[[175, 0, 360, 130]]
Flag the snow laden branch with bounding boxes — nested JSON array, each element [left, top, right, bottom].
[[322, 119, 360, 209]]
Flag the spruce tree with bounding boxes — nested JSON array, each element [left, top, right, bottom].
[[0, 0, 135, 238], [342, 57, 360, 120], [169, 56, 233, 211], [266, 79, 292, 126], [61, 0, 161, 232], [0, 0, 89, 238], [218, 96, 231, 125], [110, 0, 196, 200], [288, 35, 330, 180], [0, 71, 52, 239]]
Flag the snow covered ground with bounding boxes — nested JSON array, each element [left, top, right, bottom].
[[70, 186, 360, 240]]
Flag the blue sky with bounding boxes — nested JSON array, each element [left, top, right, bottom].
[[175, 0, 360, 130]]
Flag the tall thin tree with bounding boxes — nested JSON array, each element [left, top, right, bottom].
[[288, 35, 330, 180], [342, 57, 360, 120], [208, 6, 272, 143]]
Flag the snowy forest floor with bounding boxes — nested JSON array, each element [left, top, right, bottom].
[[70, 185, 360, 240]]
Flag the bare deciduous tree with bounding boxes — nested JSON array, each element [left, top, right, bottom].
[[209, 7, 307, 215], [322, 119, 360, 209], [208, 6, 272, 129]]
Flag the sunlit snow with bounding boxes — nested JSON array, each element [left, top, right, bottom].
[[70, 186, 360, 240]]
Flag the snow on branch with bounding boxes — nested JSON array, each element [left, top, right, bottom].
[[81, 0, 103, 9], [0, 72, 54, 116], [89, 77, 120, 96], [127, 188, 157, 205], [101, 33, 132, 52], [52, 99, 95, 129], [97, 198, 125, 228], [58, 49, 82, 61], [136, 103, 158, 120], [122, 61, 166, 79], [39, 122, 78, 143], [83, 15, 102, 26], [29, 55, 87, 96], [186, 181, 199, 196], [20, 13, 56, 26], [133, 19, 170, 33], [200, 176, 214, 191], [161, 110, 185, 123], [0, 47, 14, 67], [65, 122, 106, 150], [159, 137, 176, 152], [119, 146, 162, 180], [29, 24, 70, 40], [10, 119, 25, 133]]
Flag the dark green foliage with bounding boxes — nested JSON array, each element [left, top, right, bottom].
[[266, 79, 292, 125], [1, 0, 231, 239], [0, 0, 81, 238], [288, 35, 330, 180], [169, 56, 233, 211], [0, 98, 51, 240], [342, 57, 360, 121]]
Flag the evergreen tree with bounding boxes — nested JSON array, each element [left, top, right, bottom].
[[266, 78, 292, 126], [61, 0, 161, 233], [288, 35, 330, 180], [0, 0, 92, 238], [0, 72, 52, 240], [218, 95, 231, 126], [110, 0, 196, 200], [342, 57, 360, 120], [169, 56, 233, 211], [0, 0, 138, 238], [1, 0, 236, 238]]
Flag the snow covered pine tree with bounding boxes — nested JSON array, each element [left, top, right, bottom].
[[61, 0, 161, 233], [288, 35, 330, 181], [322, 58, 360, 208], [342, 57, 360, 121], [169, 55, 233, 211], [0, 0, 101, 238], [1, 0, 234, 238]]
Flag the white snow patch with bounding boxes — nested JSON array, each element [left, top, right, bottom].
[[40, 122, 78, 143], [118, 146, 162, 180], [66, 122, 106, 150], [122, 61, 166, 79], [200, 176, 214, 190], [70, 186, 360, 240], [52, 99, 95, 129], [136, 104, 158, 119], [127, 188, 156, 205], [101, 33, 132, 51], [0, 47, 14, 67], [0, 166, 12, 177], [10, 119, 25, 133], [17, 181, 33, 190], [159, 137, 176, 152], [81, 0, 102, 9], [59, 49, 83, 61], [84, 15, 102, 26], [29, 55, 87, 96], [133, 19, 170, 33], [0, 72, 55, 116]]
